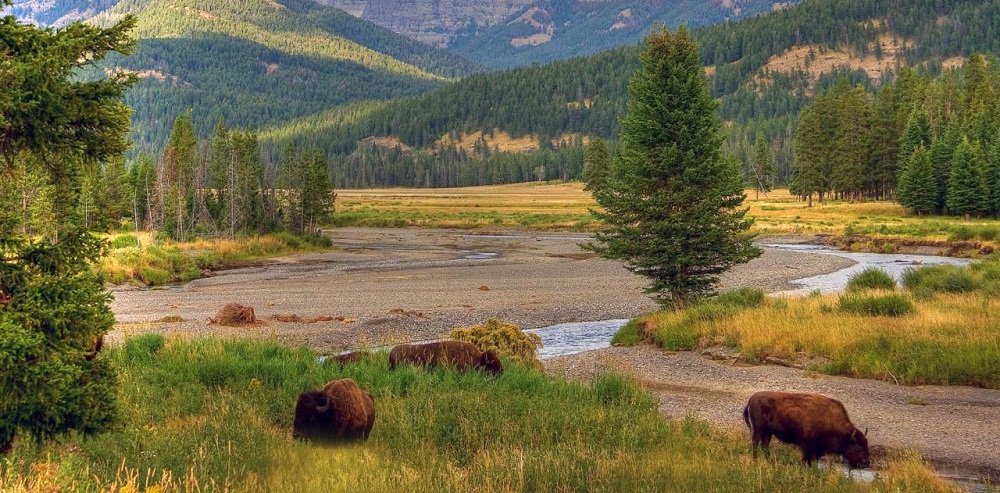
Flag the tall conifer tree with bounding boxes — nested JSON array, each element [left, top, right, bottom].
[[587, 27, 759, 308]]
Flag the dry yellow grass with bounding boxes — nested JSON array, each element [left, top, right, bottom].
[[336, 183, 1000, 242], [636, 291, 1000, 388]]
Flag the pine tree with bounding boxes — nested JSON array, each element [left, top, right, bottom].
[[747, 133, 775, 200], [582, 138, 611, 191], [947, 137, 989, 218], [897, 146, 938, 216], [987, 133, 1000, 217], [831, 82, 871, 200], [899, 106, 932, 169], [587, 27, 759, 308], [160, 111, 197, 241], [929, 124, 961, 212], [0, 6, 135, 454]]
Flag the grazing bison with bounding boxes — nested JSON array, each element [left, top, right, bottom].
[[743, 391, 870, 469], [294, 378, 375, 442], [85, 335, 104, 361], [389, 340, 503, 376]]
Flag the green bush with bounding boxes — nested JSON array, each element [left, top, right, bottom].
[[902, 264, 978, 296], [846, 268, 897, 292], [838, 293, 915, 317], [108, 234, 140, 249]]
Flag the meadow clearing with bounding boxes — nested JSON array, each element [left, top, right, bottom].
[[336, 183, 1000, 248], [0, 336, 964, 493]]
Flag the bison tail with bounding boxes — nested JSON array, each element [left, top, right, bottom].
[[742, 403, 751, 431]]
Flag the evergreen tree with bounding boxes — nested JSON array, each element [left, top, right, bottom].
[[746, 133, 776, 200], [947, 138, 989, 218], [582, 138, 611, 191], [929, 124, 961, 212], [160, 111, 197, 241], [0, 6, 135, 454], [792, 99, 835, 205], [897, 146, 938, 216], [587, 27, 759, 308], [987, 134, 1000, 216], [898, 106, 932, 169], [831, 82, 871, 199]]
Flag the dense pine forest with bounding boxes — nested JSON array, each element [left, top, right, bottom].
[[793, 56, 1000, 218], [257, 0, 1000, 189]]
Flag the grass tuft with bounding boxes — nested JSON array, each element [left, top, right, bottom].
[[847, 268, 897, 292], [837, 292, 915, 317]]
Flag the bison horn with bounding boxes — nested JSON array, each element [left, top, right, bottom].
[[864, 427, 868, 436], [315, 395, 330, 412]]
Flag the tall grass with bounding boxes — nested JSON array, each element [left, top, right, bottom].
[[98, 232, 332, 286], [0, 337, 960, 492], [633, 290, 999, 388]]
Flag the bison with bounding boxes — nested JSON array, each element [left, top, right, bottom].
[[389, 340, 503, 376], [743, 391, 870, 469], [294, 378, 376, 442]]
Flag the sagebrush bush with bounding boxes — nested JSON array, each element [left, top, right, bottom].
[[838, 293, 915, 317], [902, 265, 978, 296], [450, 319, 543, 364], [847, 268, 897, 292]]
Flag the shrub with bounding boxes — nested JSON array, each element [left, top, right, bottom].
[[838, 293, 915, 317], [846, 268, 896, 292], [108, 234, 140, 249], [902, 265, 978, 296], [450, 319, 543, 364], [713, 288, 766, 309]]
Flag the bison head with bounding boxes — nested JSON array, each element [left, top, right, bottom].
[[843, 428, 871, 469], [478, 350, 503, 376], [293, 390, 334, 439]]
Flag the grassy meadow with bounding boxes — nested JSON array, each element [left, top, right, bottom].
[[618, 260, 1000, 389], [97, 232, 332, 286], [0, 336, 961, 493], [335, 183, 1000, 248]]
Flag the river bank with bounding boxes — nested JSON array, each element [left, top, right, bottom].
[[109, 228, 852, 352]]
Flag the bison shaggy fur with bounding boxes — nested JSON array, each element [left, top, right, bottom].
[[743, 391, 870, 468], [389, 340, 503, 376], [293, 378, 375, 442]]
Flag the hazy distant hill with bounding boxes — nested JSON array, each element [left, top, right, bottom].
[[316, 0, 793, 69]]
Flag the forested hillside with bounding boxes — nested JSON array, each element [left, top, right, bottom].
[[263, 0, 1000, 188], [3, 0, 118, 25], [10, 0, 480, 151]]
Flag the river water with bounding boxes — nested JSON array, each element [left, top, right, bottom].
[[529, 244, 974, 360]]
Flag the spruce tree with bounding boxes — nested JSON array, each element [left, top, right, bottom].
[[947, 138, 989, 218], [899, 106, 931, 168], [898, 147, 938, 216], [587, 27, 759, 308], [987, 134, 1000, 217], [582, 138, 611, 191], [0, 6, 135, 454], [748, 133, 775, 199]]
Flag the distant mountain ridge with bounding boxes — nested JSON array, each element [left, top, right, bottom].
[[318, 0, 795, 68]]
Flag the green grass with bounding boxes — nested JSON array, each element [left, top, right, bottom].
[[98, 232, 332, 286], [0, 336, 959, 492], [847, 268, 898, 292], [837, 292, 915, 317]]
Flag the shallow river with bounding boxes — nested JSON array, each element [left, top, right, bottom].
[[530, 244, 974, 360]]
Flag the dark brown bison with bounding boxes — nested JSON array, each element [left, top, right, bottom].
[[389, 340, 503, 376], [743, 391, 870, 468], [294, 378, 375, 442]]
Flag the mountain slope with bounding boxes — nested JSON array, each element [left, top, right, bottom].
[[8, 0, 480, 151], [263, 0, 1000, 186], [3, 0, 118, 25]]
